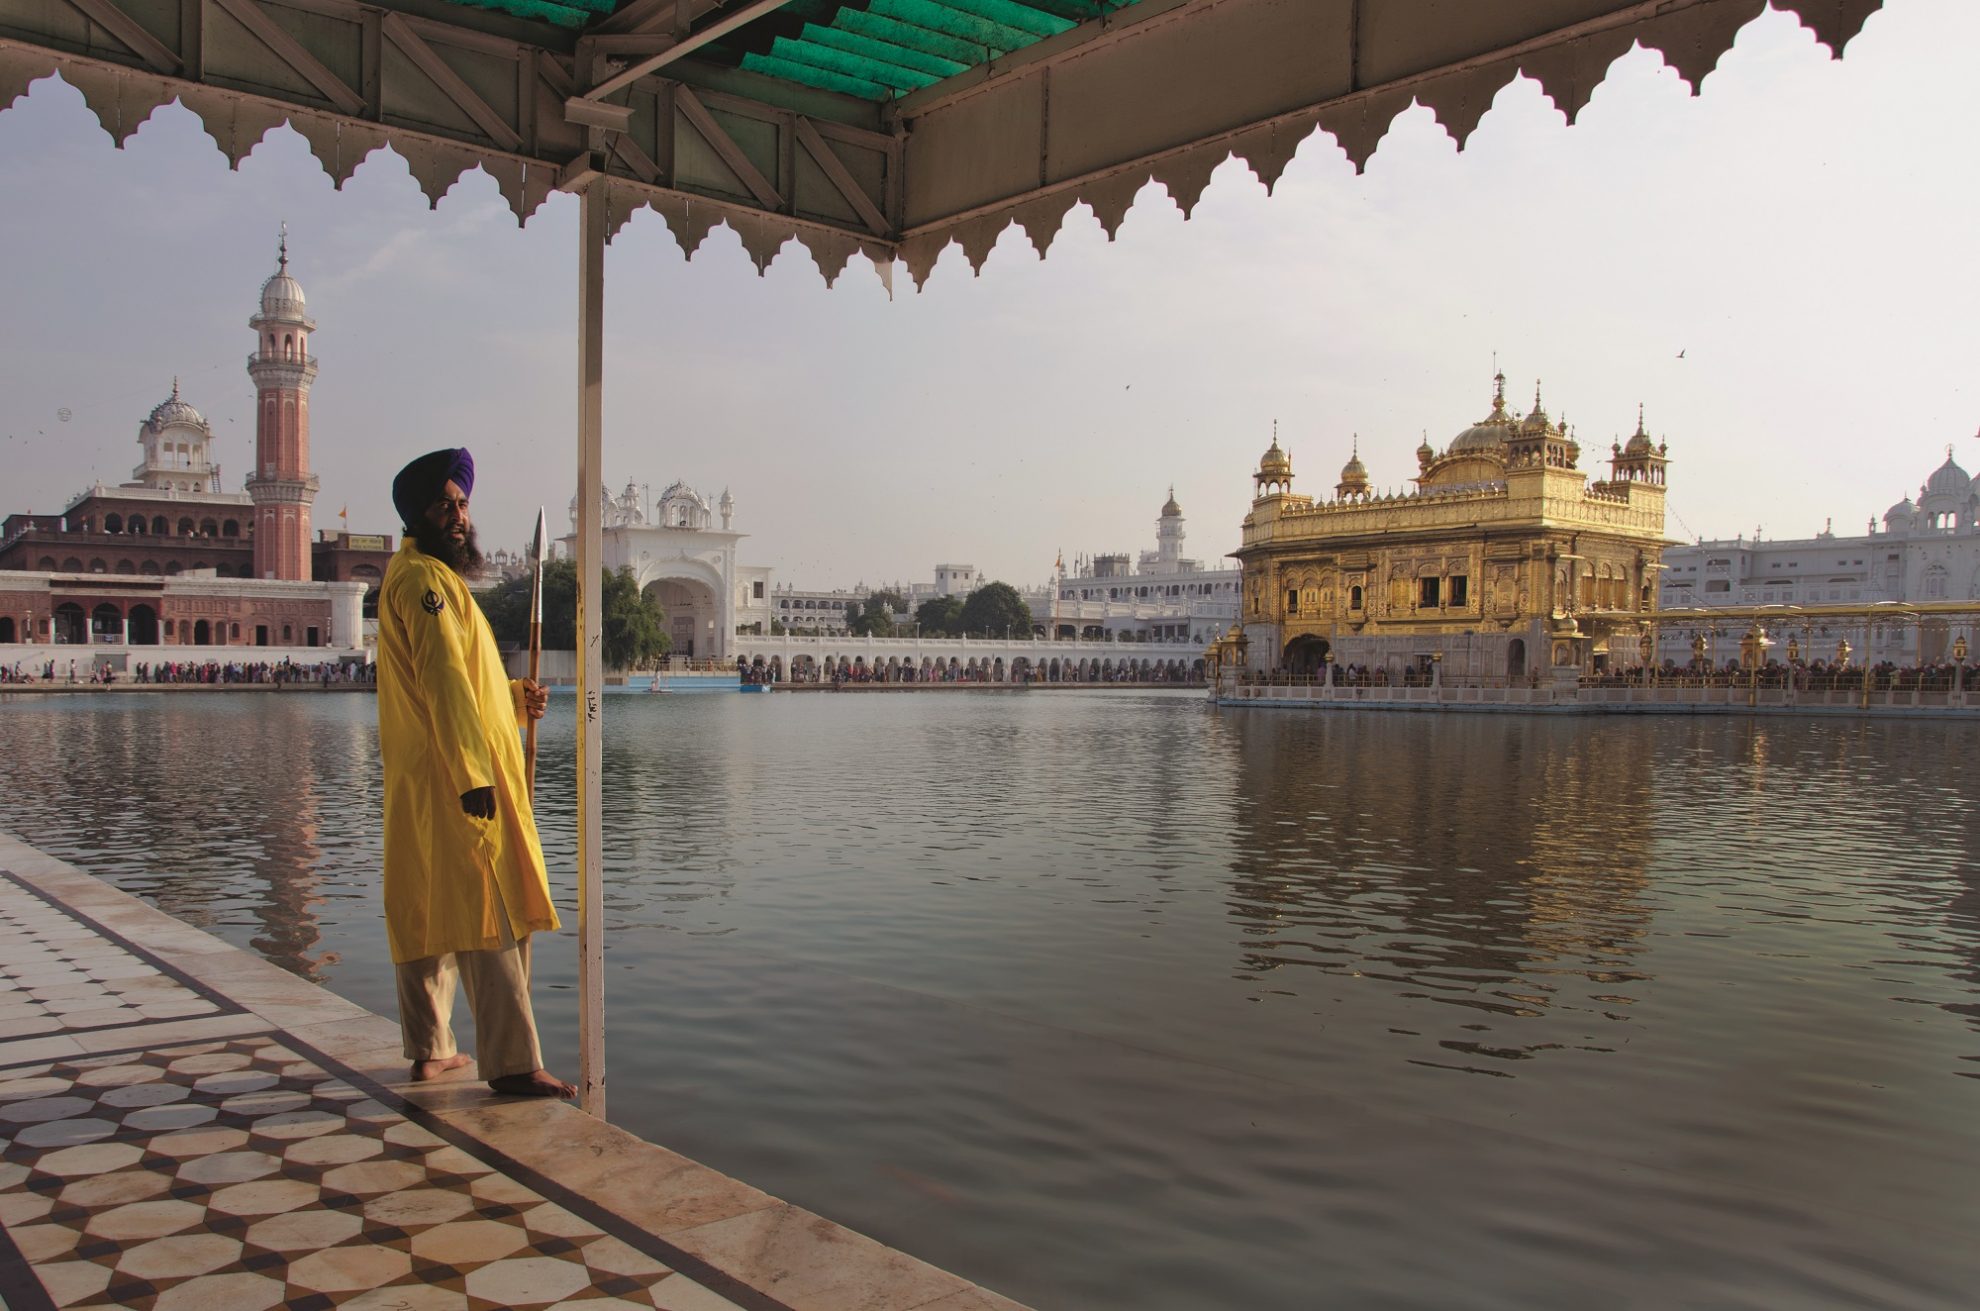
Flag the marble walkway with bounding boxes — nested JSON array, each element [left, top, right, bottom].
[[0, 832, 1024, 1311]]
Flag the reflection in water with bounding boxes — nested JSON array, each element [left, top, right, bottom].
[[247, 730, 331, 979], [4, 692, 1980, 1310], [1225, 715, 1656, 1073], [2, 694, 375, 988]]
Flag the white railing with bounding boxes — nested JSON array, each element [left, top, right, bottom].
[[1212, 673, 1976, 714], [733, 632, 1208, 663]]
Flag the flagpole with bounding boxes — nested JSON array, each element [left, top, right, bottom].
[[525, 507, 546, 800], [573, 179, 607, 1118]]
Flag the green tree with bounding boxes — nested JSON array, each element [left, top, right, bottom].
[[914, 595, 963, 636], [957, 581, 1032, 638], [479, 559, 577, 650], [600, 565, 669, 669], [852, 588, 908, 637], [478, 561, 669, 669]]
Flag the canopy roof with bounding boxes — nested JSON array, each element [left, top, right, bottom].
[[0, 0, 1884, 283]]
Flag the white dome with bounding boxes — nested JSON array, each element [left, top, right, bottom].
[[260, 270, 306, 319], [146, 380, 205, 431], [657, 480, 708, 510], [257, 234, 308, 320], [1924, 453, 1971, 498]]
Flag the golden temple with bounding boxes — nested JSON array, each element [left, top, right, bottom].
[[1227, 372, 1669, 682]]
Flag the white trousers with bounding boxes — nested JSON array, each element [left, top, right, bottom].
[[394, 911, 544, 1083]]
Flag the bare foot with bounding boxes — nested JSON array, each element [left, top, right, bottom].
[[412, 1054, 474, 1082], [488, 1068, 577, 1099]]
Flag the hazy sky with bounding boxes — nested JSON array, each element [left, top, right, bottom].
[[2, 0, 1976, 590]]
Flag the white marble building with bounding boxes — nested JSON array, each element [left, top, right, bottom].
[[769, 564, 981, 635], [580, 480, 1236, 656], [565, 479, 767, 661], [1039, 490, 1241, 645], [1658, 446, 1980, 665]]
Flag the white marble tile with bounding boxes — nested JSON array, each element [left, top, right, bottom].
[[70, 1013, 269, 1053], [114, 1232, 245, 1280], [149, 1271, 289, 1311], [648, 1276, 753, 1311], [0, 1033, 86, 1067], [284, 1244, 414, 1294]]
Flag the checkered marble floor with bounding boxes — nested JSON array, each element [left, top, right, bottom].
[[0, 868, 762, 1311], [0, 883, 224, 1039], [0, 1035, 744, 1310]]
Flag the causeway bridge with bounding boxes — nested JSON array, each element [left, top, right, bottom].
[[730, 633, 1207, 682]]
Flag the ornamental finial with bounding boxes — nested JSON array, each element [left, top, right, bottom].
[[278, 221, 288, 272]]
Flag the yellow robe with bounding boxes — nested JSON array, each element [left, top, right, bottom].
[[377, 540, 560, 963]]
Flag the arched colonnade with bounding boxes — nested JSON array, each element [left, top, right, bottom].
[[749, 652, 1207, 685]]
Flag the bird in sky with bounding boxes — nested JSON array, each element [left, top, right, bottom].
[[1676, 349, 1686, 359]]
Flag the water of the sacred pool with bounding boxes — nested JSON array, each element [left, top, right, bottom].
[[4, 690, 1975, 1310]]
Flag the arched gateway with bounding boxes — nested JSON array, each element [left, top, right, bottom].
[[643, 575, 721, 660], [579, 478, 744, 664], [1283, 635, 1330, 677]]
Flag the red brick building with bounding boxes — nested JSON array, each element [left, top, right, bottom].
[[0, 572, 362, 649], [0, 238, 390, 656]]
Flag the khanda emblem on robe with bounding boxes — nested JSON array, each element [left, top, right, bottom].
[[421, 589, 445, 616]]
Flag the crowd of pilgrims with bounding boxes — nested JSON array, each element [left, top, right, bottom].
[[753, 657, 1204, 686], [1, 658, 375, 686], [1247, 659, 1977, 690], [1604, 658, 1978, 690]]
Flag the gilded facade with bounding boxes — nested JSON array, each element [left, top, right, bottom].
[[1231, 373, 1670, 681]]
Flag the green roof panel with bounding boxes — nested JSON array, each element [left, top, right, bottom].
[[798, 22, 973, 80], [868, 0, 1044, 56], [834, 9, 995, 69], [423, 0, 1146, 100], [759, 34, 945, 93], [444, 0, 616, 30], [738, 52, 895, 100], [723, 1, 1145, 102]]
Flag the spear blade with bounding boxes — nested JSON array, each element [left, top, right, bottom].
[[530, 507, 547, 612]]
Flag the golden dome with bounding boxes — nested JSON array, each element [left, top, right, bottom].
[[1624, 405, 1655, 455], [1258, 433, 1292, 479], [1449, 370, 1516, 453], [1520, 382, 1551, 433]]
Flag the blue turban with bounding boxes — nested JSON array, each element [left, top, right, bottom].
[[392, 448, 475, 530]]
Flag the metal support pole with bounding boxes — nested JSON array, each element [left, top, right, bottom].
[[575, 180, 608, 1118]]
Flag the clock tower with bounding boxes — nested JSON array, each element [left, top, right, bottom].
[[245, 229, 321, 581]]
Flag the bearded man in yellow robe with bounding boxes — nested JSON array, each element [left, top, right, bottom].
[[377, 447, 573, 1098]]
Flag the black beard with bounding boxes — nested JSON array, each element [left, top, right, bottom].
[[413, 520, 484, 574]]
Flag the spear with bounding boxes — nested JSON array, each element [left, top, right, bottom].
[[525, 507, 546, 801]]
